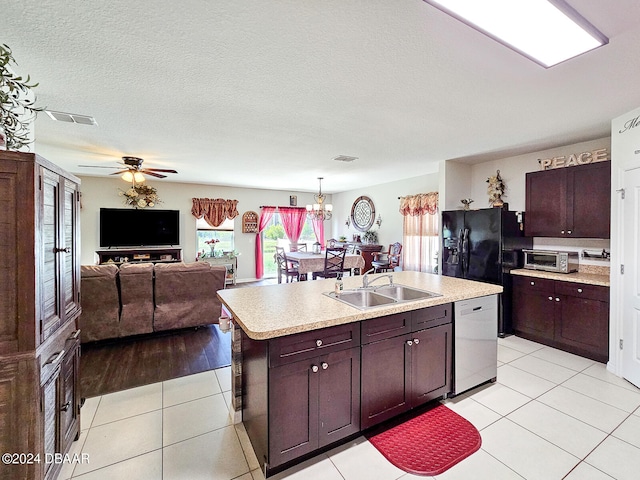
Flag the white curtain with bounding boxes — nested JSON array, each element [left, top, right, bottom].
[[400, 193, 439, 273]]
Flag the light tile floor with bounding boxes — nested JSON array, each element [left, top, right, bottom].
[[60, 337, 640, 480]]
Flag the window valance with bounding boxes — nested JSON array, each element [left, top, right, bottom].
[[191, 198, 239, 227], [399, 192, 439, 216]]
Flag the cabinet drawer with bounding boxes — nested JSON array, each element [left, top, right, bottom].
[[513, 275, 555, 293], [361, 312, 412, 344], [39, 321, 79, 384], [411, 303, 451, 332], [269, 323, 360, 367], [555, 282, 609, 302]]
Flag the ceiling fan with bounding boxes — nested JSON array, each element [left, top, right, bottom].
[[79, 156, 178, 180]]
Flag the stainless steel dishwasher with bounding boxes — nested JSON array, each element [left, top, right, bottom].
[[453, 294, 498, 395]]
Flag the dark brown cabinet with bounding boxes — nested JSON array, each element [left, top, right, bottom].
[[269, 347, 360, 466], [360, 305, 452, 430], [242, 303, 454, 477], [242, 323, 360, 474], [512, 275, 609, 362], [525, 162, 611, 238], [0, 151, 82, 480]]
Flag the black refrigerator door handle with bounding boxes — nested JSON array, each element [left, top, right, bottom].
[[462, 228, 470, 276]]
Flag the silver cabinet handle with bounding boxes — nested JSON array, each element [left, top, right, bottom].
[[548, 296, 553, 301], [561, 230, 565, 234], [413, 338, 420, 345], [321, 362, 329, 370], [45, 350, 65, 365], [530, 281, 535, 286], [555, 297, 560, 302], [577, 288, 583, 293], [568, 230, 572, 234], [311, 365, 319, 373], [68, 330, 80, 340], [406, 340, 413, 346], [60, 401, 71, 412], [316, 339, 323, 347]]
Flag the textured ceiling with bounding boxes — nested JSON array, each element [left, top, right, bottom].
[[4, 0, 640, 193]]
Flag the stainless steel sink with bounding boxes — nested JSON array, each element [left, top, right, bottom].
[[325, 290, 397, 309], [324, 284, 441, 309], [372, 285, 442, 301]]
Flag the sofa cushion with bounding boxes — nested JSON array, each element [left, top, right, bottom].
[[79, 264, 120, 342], [153, 262, 226, 331], [118, 262, 154, 336]]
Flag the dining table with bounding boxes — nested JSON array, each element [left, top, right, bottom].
[[285, 250, 365, 278]]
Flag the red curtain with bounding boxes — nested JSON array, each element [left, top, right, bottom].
[[255, 206, 276, 279], [279, 207, 307, 244], [311, 216, 325, 248]]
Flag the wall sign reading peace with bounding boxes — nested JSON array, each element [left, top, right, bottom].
[[351, 196, 375, 232]]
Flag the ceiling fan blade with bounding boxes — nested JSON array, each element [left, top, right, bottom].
[[78, 165, 122, 169], [142, 171, 168, 178], [109, 170, 130, 175], [142, 168, 178, 173]]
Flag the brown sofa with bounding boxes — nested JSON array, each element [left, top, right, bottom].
[[79, 262, 227, 343]]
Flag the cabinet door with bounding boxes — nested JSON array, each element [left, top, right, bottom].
[[361, 334, 411, 430], [512, 278, 556, 342], [317, 347, 360, 448], [42, 365, 61, 480], [569, 162, 611, 238], [60, 335, 81, 454], [556, 296, 609, 362], [409, 324, 452, 408], [525, 169, 567, 237], [40, 168, 63, 343], [268, 358, 319, 466], [61, 179, 81, 321]]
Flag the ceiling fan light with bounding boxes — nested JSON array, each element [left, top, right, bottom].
[[121, 171, 134, 182], [133, 172, 145, 183]]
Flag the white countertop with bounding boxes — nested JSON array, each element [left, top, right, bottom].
[[510, 269, 610, 287], [217, 271, 502, 340]]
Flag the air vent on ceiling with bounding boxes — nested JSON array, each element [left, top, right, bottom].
[[333, 155, 358, 162], [45, 110, 98, 126]]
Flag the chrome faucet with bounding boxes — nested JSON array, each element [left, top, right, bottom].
[[362, 269, 393, 289]]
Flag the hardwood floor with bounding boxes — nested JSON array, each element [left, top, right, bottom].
[[80, 324, 231, 398]]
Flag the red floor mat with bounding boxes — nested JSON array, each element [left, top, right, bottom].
[[367, 405, 481, 476]]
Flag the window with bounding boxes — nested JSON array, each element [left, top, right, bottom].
[[262, 213, 316, 277], [197, 217, 234, 257]]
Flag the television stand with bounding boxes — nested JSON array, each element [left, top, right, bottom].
[[96, 247, 182, 265]]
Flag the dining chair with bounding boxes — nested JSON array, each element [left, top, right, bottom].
[[326, 238, 339, 249], [275, 247, 299, 283], [289, 243, 307, 252], [313, 247, 346, 280], [371, 242, 402, 273]]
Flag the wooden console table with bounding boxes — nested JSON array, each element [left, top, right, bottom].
[[96, 247, 182, 265]]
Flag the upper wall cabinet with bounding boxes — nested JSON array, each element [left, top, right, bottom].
[[525, 162, 611, 238]]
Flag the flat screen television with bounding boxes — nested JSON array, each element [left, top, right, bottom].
[[100, 208, 180, 247]]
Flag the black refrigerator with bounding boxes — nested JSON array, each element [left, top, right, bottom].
[[441, 208, 532, 336]]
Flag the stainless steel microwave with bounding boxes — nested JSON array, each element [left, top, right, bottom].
[[523, 250, 578, 273]]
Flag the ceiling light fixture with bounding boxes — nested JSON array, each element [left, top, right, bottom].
[[306, 177, 333, 222], [423, 0, 608, 67], [121, 170, 145, 183]]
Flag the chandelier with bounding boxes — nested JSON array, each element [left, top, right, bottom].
[[306, 177, 333, 221]]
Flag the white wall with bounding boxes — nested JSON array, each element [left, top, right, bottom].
[[440, 160, 472, 211], [468, 137, 611, 211], [330, 173, 439, 248], [79, 176, 329, 281]]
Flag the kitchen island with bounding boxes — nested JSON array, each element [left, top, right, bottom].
[[217, 271, 502, 477]]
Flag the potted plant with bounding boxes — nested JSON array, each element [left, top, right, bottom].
[[362, 230, 378, 245], [0, 44, 43, 151]]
